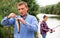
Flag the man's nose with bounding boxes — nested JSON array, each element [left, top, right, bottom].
[[19, 10, 23, 12]]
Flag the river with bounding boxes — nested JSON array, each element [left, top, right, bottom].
[[37, 14, 60, 38]]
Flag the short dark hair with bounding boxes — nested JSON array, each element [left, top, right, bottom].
[[43, 15, 47, 19], [17, 1, 28, 8]]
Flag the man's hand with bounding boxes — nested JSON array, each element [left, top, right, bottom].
[[7, 13, 16, 18], [49, 29, 55, 33], [52, 30, 55, 32], [16, 18, 26, 24], [49, 29, 51, 32]]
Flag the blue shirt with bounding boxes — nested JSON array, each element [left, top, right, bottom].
[[1, 14, 38, 38]]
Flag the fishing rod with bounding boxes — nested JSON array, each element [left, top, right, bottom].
[[50, 25, 60, 33], [52, 25, 60, 29]]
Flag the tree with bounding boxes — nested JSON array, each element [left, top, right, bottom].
[[40, 2, 60, 15]]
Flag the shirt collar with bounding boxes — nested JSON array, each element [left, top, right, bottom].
[[20, 13, 29, 20]]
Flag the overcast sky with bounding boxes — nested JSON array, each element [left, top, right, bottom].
[[36, 0, 60, 7]]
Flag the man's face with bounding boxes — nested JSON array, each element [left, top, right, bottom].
[[44, 16, 48, 21], [18, 4, 28, 16]]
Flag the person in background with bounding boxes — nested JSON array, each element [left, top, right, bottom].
[[1, 1, 38, 38], [40, 15, 55, 38]]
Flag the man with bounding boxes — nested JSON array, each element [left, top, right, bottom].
[[40, 15, 55, 38], [1, 1, 38, 38]]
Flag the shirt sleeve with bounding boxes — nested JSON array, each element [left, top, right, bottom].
[[1, 17, 15, 26], [24, 17, 38, 32]]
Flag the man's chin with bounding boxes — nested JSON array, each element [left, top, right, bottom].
[[20, 15, 24, 17]]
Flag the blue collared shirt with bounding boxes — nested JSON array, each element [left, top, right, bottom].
[[1, 14, 38, 38]]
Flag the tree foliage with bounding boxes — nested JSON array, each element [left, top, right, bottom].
[[0, 0, 39, 17], [40, 2, 60, 15]]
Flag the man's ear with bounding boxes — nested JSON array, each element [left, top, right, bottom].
[[26, 6, 28, 11]]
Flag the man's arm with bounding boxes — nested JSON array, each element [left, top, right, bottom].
[[24, 17, 38, 32], [1, 13, 16, 26], [1, 17, 15, 26], [16, 16, 38, 32]]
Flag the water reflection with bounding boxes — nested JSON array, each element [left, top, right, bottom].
[[37, 14, 60, 38]]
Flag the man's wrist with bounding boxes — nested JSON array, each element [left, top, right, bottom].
[[7, 16, 10, 19], [24, 21, 26, 25]]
